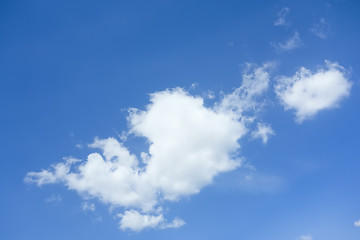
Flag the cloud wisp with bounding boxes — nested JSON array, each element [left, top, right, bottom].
[[82, 202, 96, 212], [251, 123, 275, 144], [298, 235, 312, 240], [275, 60, 352, 123], [272, 31, 302, 53], [310, 18, 331, 39], [274, 7, 290, 27], [217, 62, 275, 118], [355, 220, 360, 227]]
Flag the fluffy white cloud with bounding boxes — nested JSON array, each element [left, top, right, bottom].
[[25, 87, 252, 231], [118, 210, 185, 231], [129, 89, 246, 201], [298, 235, 312, 240], [355, 220, 360, 227], [24, 59, 352, 231], [251, 123, 275, 144], [275, 61, 352, 123], [274, 7, 290, 27], [273, 31, 302, 52]]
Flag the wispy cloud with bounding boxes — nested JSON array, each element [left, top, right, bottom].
[[298, 235, 312, 240], [274, 7, 290, 27], [355, 220, 360, 227], [275, 60, 352, 123], [82, 202, 96, 212], [310, 18, 332, 39], [45, 194, 62, 203], [251, 123, 275, 144], [217, 62, 275, 117], [75, 143, 83, 149], [238, 171, 285, 194], [272, 31, 302, 52]]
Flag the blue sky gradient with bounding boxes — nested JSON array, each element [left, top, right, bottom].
[[1, 0, 360, 239]]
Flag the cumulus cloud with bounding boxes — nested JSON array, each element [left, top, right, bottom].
[[25, 86, 258, 231], [275, 60, 352, 123], [128, 89, 246, 201], [274, 7, 290, 27], [118, 210, 185, 231], [25, 60, 351, 231], [355, 220, 360, 227], [310, 18, 331, 39], [273, 31, 302, 52], [251, 123, 275, 144], [298, 235, 312, 240]]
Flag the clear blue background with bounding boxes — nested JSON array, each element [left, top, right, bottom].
[[1, 0, 360, 239]]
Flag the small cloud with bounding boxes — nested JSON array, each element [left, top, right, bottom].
[[310, 18, 332, 39], [45, 194, 62, 203], [275, 60, 352, 123], [272, 31, 302, 52], [161, 217, 186, 229], [119, 130, 129, 141], [82, 202, 96, 212], [274, 7, 290, 27], [217, 62, 275, 117], [205, 90, 215, 99], [355, 219, 360, 227], [298, 235, 312, 240], [75, 144, 83, 149], [251, 123, 275, 144], [190, 82, 198, 89], [118, 210, 185, 231]]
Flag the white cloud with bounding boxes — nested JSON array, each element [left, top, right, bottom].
[[25, 88, 250, 231], [275, 60, 352, 123], [251, 123, 275, 144], [118, 210, 185, 231], [128, 89, 246, 201], [217, 62, 275, 118], [205, 90, 215, 99], [118, 210, 164, 231], [75, 143, 83, 149], [355, 220, 360, 227], [273, 31, 302, 52], [274, 7, 290, 27], [82, 202, 95, 212], [24, 59, 352, 231], [310, 18, 331, 39], [161, 217, 186, 229], [298, 235, 312, 240]]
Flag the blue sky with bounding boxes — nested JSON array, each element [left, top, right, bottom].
[[1, 0, 360, 239]]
